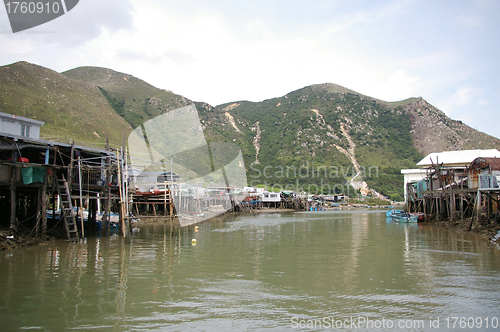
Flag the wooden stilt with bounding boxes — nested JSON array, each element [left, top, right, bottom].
[[169, 190, 174, 216], [41, 168, 48, 237], [102, 140, 111, 235], [89, 196, 97, 235], [477, 191, 481, 222], [10, 166, 17, 234], [460, 181, 464, 224], [450, 186, 455, 222], [36, 184, 42, 235]]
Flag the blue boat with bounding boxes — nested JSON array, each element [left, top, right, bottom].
[[390, 210, 419, 223], [385, 209, 403, 217]]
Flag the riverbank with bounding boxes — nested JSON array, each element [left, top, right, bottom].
[[0, 229, 65, 251], [431, 213, 500, 236]]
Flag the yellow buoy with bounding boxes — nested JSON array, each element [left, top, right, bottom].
[[194, 226, 199, 232], [192, 238, 197, 244]]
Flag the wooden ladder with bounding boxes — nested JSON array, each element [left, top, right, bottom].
[[57, 175, 80, 241]]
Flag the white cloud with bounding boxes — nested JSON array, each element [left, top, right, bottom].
[[453, 87, 482, 106], [0, 0, 498, 138], [435, 87, 483, 116]]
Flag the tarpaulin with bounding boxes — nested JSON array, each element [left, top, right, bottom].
[[21, 167, 46, 185]]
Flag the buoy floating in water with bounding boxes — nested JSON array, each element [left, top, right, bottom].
[[192, 238, 197, 245], [194, 226, 199, 232]]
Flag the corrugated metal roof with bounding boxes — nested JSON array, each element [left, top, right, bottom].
[[0, 134, 114, 156], [0, 111, 44, 126], [417, 149, 500, 167], [479, 157, 500, 171]]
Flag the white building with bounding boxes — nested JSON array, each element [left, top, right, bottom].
[[262, 191, 281, 203], [401, 149, 500, 202], [0, 112, 44, 139], [416, 149, 500, 168]]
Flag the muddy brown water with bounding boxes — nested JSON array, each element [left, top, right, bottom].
[[1, 210, 499, 331]]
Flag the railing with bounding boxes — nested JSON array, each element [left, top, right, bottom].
[[72, 170, 105, 186], [39, 135, 121, 150]]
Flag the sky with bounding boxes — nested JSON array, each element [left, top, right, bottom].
[[0, 0, 499, 138]]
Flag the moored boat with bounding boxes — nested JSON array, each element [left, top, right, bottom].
[[386, 209, 403, 218], [390, 210, 419, 223]]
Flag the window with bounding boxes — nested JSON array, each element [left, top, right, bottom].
[[21, 124, 31, 137]]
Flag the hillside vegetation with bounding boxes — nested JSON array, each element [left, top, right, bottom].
[[1, 61, 500, 200], [0, 61, 131, 147], [63, 67, 192, 129]]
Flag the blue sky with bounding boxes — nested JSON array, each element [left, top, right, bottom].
[[0, 0, 498, 138]]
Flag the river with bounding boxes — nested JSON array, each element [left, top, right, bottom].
[[1, 210, 499, 331]]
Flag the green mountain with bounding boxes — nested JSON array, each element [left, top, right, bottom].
[[0, 61, 131, 148], [1, 61, 500, 200], [194, 84, 500, 200], [63, 66, 192, 129]]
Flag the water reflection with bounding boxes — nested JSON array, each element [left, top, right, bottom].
[[0, 211, 499, 331]]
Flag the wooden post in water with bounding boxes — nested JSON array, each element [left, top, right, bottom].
[[37, 168, 48, 237], [89, 195, 97, 235], [78, 156, 84, 238], [42, 168, 48, 237], [10, 165, 17, 234], [435, 191, 439, 221], [164, 181, 167, 217], [460, 181, 464, 224], [169, 190, 174, 217], [36, 181, 42, 236], [486, 193, 490, 221], [116, 148, 124, 237], [476, 190, 481, 223], [101, 139, 111, 234], [450, 185, 455, 223]]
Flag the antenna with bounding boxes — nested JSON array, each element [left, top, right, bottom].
[[476, 127, 479, 149]]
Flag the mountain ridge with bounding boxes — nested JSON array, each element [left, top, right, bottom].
[[1, 61, 499, 199]]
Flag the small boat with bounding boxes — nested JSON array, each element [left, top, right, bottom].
[[386, 209, 403, 218], [309, 206, 324, 211], [490, 231, 500, 242], [390, 210, 418, 223]]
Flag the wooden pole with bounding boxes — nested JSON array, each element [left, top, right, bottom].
[[170, 159, 174, 217], [36, 183, 42, 236], [164, 181, 167, 217], [89, 196, 97, 235], [477, 190, 481, 222], [116, 148, 127, 239], [460, 181, 464, 224], [123, 146, 128, 234], [10, 166, 17, 234], [68, 142, 75, 186], [78, 156, 85, 238], [435, 191, 439, 220], [169, 190, 173, 217], [450, 185, 455, 222], [102, 139, 111, 235], [39, 168, 48, 237]]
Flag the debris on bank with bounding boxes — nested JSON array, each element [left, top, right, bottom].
[[0, 229, 60, 251]]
